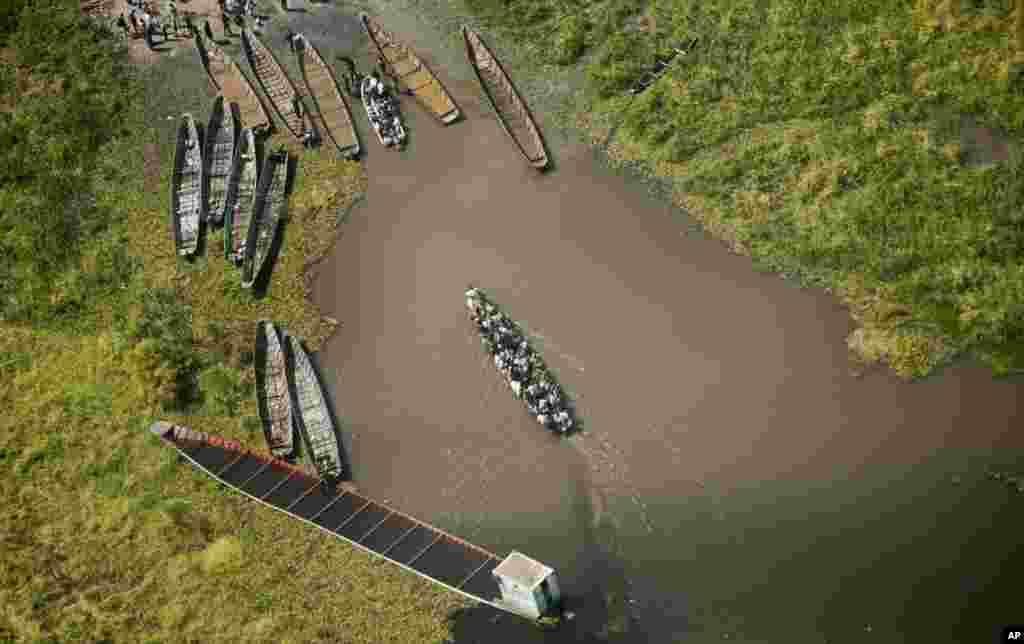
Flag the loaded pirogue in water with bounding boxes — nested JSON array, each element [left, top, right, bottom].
[[465, 287, 575, 435]]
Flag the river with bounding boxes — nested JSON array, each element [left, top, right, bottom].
[[260, 4, 1024, 642]]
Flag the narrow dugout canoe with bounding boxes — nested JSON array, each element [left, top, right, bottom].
[[170, 113, 203, 257], [361, 13, 460, 124], [462, 26, 549, 170], [285, 334, 344, 480], [203, 95, 238, 227], [224, 122, 258, 263], [293, 33, 361, 159], [241, 28, 313, 141], [241, 148, 288, 288], [254, 320, 295, 458]]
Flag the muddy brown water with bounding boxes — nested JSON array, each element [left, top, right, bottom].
[[252, 5, 1024, 642]]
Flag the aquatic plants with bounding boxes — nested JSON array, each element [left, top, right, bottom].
[[461, 0, 1024, 378]]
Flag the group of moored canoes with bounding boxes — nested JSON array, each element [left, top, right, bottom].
[[170, 95, 289, 289], [255, 320, 345, 480], [466, 287, 576, 435]]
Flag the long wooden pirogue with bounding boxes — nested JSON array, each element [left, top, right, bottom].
[[170, 114, 203, 257], [224, 122, 258, 263], [360, 14, 460, 125], [462, 26, 549, 170], [241, 148, 288, 288], [255, 320, 295, 458], [293, 34, 361, 159], [203, 96, 238, 227], [196, 35, 271, 133], [241, 29, 312, 141], [285, 334, 344, 481]]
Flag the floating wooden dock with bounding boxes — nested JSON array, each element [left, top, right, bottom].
[[150, 422, 506, 608]]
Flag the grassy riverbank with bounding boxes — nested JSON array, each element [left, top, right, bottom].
[[456, 0, 1024, 379], [0, 1, 467, 641]]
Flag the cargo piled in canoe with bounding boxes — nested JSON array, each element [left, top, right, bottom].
[[361, 74, 406, 148], [285, 334, 344, 480], [196, 33, 270, 133], [170, 113, 203, 257], [255, 320, 295, 458], [465, 287, 575, 435], [360, 14, 460, 124], [204, 96, 239, 227], [241, 148, 288, 288], [224, 123, 258, 264], [241, 29, 314, 143], [293, 33, 361, 160], [462, 27, 548, 170]]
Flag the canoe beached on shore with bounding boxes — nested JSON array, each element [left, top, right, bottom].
[[196, 34, 271, 133], [170, 113, 203, 257], [241, 148, 288, 288], [462, 26, 548, 170], [293, 33, 361, 159], [203, 96, 239, 227], [360, 13, 460, 124], [255, 320, 295, 458], [241, 28, 313, 141], [285, 334, 344, 480], [224, 123, 258, 263]]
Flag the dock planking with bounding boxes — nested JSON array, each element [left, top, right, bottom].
[[151, 422, 506, 608]]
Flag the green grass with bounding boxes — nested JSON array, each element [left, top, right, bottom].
[[461, 0, 1024, 378], [0, 1, 467, 642]]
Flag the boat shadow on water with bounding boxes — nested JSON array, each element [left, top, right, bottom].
[[250, 150, 297, 298]]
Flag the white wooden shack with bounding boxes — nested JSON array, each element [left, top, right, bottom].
[[491, 551, 561, 619]]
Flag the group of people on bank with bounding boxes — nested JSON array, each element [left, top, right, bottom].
[[466, 288, 576, 435]]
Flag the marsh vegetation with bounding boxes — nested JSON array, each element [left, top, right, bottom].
[[459, 0, 1024, 379], [0, 1, 467, 641]]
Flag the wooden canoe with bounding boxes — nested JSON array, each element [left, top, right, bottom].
[[224, 122, 258, 263], [360, 14, 460, 125], [241, 29, 312, 141], [196, 34, 271, 134], [293, 34, 361, 159], [255, 320, 295, 458], [465, 287, 575, 435], [285, 334, 344, 480], [462, 27, 549, 170], [203, 96, 238, 227], [170, 113, 203, 257], [241, 148, 287, 288]]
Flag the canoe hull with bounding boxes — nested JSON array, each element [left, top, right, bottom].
[[204, 95, 239, 227], [360, 13, 460, 125], [224, 123, 258, 263], [254, 320, 295, 458], [241, 148, 287, 288], [285, 334, 344, 480], [462, 27, 548, 170], [241, 29, 311, 141], [294, 34, 361, 160], [170, 114, 204, 257]]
